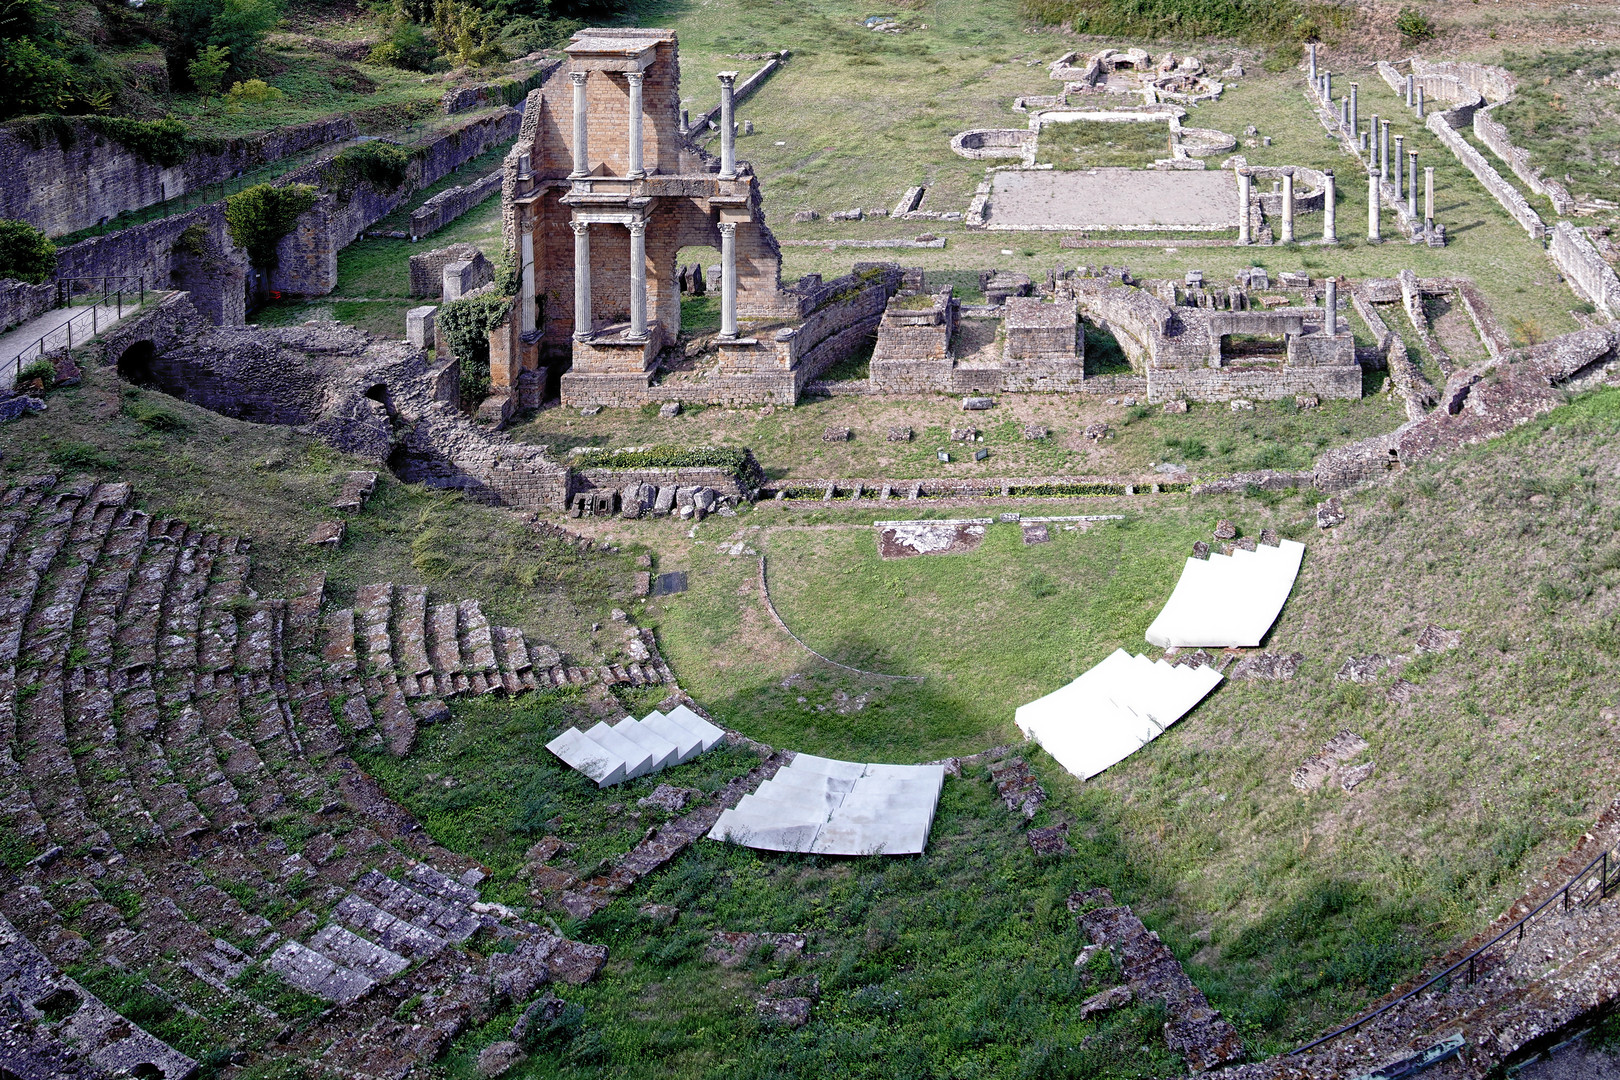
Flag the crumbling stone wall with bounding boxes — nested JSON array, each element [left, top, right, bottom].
[[0, 279, 57, 333], [0, 115, 356, 238], [409, 243, 486, 298], [411, 170, 503, 240], [1549, 222, 1620, 321], [1425, 114, 1545, 240]]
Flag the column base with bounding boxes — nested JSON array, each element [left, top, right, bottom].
[[627, 171, 646, 180], [718, 172, 737, 182], [574, 331, 594, 341]]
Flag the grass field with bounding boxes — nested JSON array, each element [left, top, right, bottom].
[[1037, 119, 1174, 169], [508, 387, 1403, 482]]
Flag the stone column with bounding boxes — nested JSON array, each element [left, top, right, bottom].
[[1323, 72, 1331, 103], [1405, 73, 1414, 107], [718, 72, 739, 181], [519, 228, 536, 333], [1340, 96, 1349, 127], [1368, 113, 1378, 163], [717, 221, 738, 339], [1308, 43, 1317, 81], [571, 219, 591, 340], [1393, 135, 1404, 198], [1350, 83, 1358, 130], [1424, 166, 1435, 226], [1416, 85, 1424, 118], [1324, 277, 1338, 336], [626, 71, 646, 180], [570, 72, 589, 179], [1367, 170, 1381, 242], [1322, 169, 1337, 243], [1236, 168, 1252, 244], [1380, 119, 1390, 180], [627, 219, 647, 340], [1280, 168, 1296, 243], [1408, 152, 1419, 218]]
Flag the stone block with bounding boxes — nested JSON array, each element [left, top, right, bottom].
[[1212, 520, 1237, 540], [0, 396, 46, 422], [887, 426, 913, 442], [1023, 424, 1048, 439], [1315, 497, 1345, 529], [659, 402, 680, 418], [1162, 400, 1189, 414], [822, 427, 852, 442], [962, 396, 995, 410], [443, 259, 491, 303], [306, 521, 345, 548], [406, 305, 437, 350]]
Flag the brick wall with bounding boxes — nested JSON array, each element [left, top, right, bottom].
[[0, 115, 356, 238]]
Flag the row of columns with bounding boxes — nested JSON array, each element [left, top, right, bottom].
[[1237, 168, 1336, 244], [570, 218, 739, 343], [569, 69, 649, 180]]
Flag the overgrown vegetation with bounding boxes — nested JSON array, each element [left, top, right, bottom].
[[1019, 0, 1346, 45], [0, 218, 57, 284], [223, 182, 318, 267], [436, 289, 511, 403], [1496, 48, 1620, 205], [326, 141, 413, 196]]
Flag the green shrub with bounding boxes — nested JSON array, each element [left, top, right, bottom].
[[226, 77, 283, 106], [327, 141, 413, 195], [16, 359, 57, 386], [368, 20, 437, 71], [84, 117, 193, 168], [436, 291, 511, 404], [188, 44, 231, 98], [225, 183, 318, 268], [0, 36, 75, 118], [1394, 6, 1434, 42], [0, 219, 57, 284]]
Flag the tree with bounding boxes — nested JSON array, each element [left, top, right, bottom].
[[0, 219, 58, 285], [188, 45, 231, 98], [224, 183, 318, 268], [167, 0, 281, 86], [1395, 6, 1435, 42], [433, 0, 502, 68]]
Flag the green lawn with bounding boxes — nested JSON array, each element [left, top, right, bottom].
[[1037, 119, 1175, 169]]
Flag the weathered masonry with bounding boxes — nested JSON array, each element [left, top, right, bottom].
[[494, 29, 897, 414]]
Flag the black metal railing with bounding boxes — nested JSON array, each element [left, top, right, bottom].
[[1292, 835, 1620, 1056], [5, 278, 147, 383]]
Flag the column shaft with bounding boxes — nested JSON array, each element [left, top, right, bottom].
[[1368, 171, 1381, 242], [1408, 152, 1419, 218], [1308, 43, 1317, 81], [718, 72, 738, 180], [571, 221, 591, 340], [1236, 169, 1251, 244], [1324, 278, 1338, 336], [1323, 170, 1337, 243], [718, 221, 738, 338], [519, 229, 536, 333], [1416, 85, 1425, 118], [1350, 83, 1358, 129], [1405, 73, 1414, 107], [1380, 120, 1390, 180], [1394, 135, 1405, 198], [1281, 170, 1295, 243], [628, 220, 647, 339], [570, 72, 589, 179], [1424, 166, 1435, 224], [627, 72, 645, 179]]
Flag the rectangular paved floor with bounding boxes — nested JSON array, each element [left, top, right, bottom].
[[985, 168, 1240, 231]]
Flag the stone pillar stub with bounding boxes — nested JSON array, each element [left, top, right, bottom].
[[718, 72, 739, 180], [627, 71, 646, 180], [1323, 278, 1338, 336], [570, 72, 589, 179], [717, 221, 738, 338], [1236, 168, 1252, 245], [407, 305, 437, 350], [1367, 170, 1381, 242], [571, 220, 592, 340], [628, 219, 648, 340], [1322, 170, 1337, 243], [1280, 168, 1295, 244]]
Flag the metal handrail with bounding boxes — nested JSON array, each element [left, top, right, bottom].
[[1291, 839, 1620, 1056], [6, 279, 147, 383]]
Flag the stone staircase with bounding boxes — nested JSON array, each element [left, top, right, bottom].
[[0, 475, 619, 1080]]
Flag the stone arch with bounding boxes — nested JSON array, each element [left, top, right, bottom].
[[116, 340, 158, 385]]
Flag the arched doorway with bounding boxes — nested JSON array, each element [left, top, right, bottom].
[[116, 340, 157, 385]]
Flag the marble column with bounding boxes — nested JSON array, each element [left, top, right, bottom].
[[570, 72, 589, 179], [571, 220, 591, 339], [626, 71, 645, 180], [1308, 43, 1317, 81], [1324, 277, 1338, 336], [519, 227, 536, 333], [1416, 85, 1425, 118], [1393, 135, 1405, 198], [1236, 168, 1252, 244], [1323, 72, 1331, 104], [627, 219, 647, 340], [1405, 73, 1414, 107], [1350, 83, 1358, 130], [718, 72, 738, 180], [718, 221, 737, 338], [1323, 169, 1337, 243], [1340, 96, 1349, 127], [1281, 168, 1296, 243], [1408, 152, 1419, 218], [1424, 166, 1435, 226], [1368, 170, 1381, 242]]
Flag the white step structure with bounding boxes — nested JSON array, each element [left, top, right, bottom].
[[708, 754, 946, 856], [1015, 649, 1224, 780], [545, 704, 727, 786], [1145, 539, 1306, 649]]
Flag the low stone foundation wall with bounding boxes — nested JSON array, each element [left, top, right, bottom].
[[1426, 114, 1544, 240], [411, 171, 503, 240], [1147, 363, 1360, 403], [572, 465, 749, 499], [0, 279, 58, 333], [1549, 222, 1620, 321]]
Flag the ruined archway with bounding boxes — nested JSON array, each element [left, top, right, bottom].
[[116, 340, 158, 386]]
